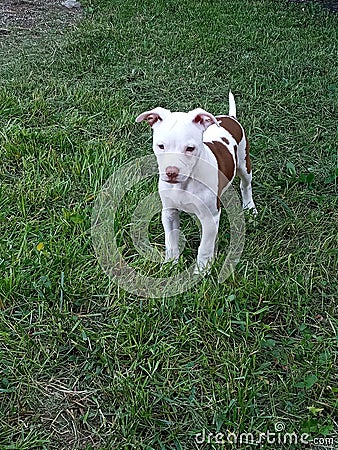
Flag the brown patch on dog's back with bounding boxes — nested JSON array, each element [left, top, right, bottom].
[[204, 140, 235, 209], [216, 116, 243, 144]]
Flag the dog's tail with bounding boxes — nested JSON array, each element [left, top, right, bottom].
[[228, 91, 236, 118]]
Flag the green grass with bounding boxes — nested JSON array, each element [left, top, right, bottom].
[[0, 0, 337, 448]]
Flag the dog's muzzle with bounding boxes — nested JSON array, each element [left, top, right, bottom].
[[164, 166, 179, 183]]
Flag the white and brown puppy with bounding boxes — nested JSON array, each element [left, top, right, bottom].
[[136, 92, 256, 274]]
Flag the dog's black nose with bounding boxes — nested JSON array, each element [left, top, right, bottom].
[[166, 166, 179, 179]]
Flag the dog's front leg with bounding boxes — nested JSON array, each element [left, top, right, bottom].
[[194, 211, 220, 275], [162, 208, 180, 263]]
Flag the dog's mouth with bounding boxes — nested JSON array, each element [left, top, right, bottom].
[[164, 179, 179, 184], [160, 174, 189, 184]]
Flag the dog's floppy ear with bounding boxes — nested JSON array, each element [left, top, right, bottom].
[[189, 108, 219, 131], [136, 107, 171, 128]]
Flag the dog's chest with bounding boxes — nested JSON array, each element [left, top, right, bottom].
[[159, 178, 217, 215]]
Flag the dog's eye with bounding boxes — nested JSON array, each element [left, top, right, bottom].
[[158, 144, 165, 150], [186, 146, 195, 152]]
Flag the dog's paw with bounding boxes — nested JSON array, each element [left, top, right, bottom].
[[243, 204, 258, 217], [163, 256, 179, 265], [193, 260, 212, 276]]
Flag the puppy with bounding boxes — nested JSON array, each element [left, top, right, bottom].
[[136, 92, 256, 273]]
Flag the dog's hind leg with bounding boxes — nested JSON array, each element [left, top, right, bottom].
[[237, 166, 257, 214], [236, 137, 257, 215]]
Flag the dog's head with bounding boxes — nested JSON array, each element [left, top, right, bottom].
[[136, 107, 219, 183]]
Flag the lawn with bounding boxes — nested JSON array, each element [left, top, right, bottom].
[[0, 0, 337, 448]]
